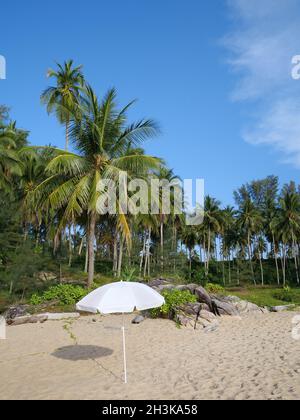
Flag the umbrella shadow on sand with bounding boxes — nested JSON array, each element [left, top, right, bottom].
[[51, 345, 122, 382], [52, 345, 113, 361]]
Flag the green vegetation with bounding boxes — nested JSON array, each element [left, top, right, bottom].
[[30, 284, 90, 306], [151, 289, 197, 318], [226, 286, 300, 308], [1, 61, 300, 314], [205, 283, 225, 295]]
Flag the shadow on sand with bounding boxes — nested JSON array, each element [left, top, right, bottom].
[[52, 345, 113, 361]]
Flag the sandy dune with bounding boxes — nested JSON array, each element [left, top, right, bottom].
[[0, 312, 300, 400]]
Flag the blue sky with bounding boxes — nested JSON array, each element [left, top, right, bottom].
[[1, 0, 299, 205]]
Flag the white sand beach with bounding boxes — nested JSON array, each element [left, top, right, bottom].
[[0, 312, 300, 400]]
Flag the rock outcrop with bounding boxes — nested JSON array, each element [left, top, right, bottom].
[[147, 279, 269, 330]]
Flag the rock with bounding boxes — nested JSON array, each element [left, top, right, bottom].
[[222, 296, 268, 314], [177, 302, 202, 316], [8, 314, 48, 326], [148, 278, 174, 288], [3, 305, 30, 320], [175, 284, 199, 294], [195, 287, 213, 309], [157, 284, 176, 292], [200, 303, 211, 312], [175, 314, 194, 328], [212, 299, 240, 316], [44, 312, 80, 320], [199, 309, 217, 323], [132, 315, 145, 324], [175, 303, 218, 330], [234, 300, 262, 314], [270, 305, 295, 312], [223, 295, 242, 303]]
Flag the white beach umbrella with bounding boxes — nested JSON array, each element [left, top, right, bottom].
[[76, 281, 165, 383]]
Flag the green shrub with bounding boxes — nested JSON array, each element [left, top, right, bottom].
[[205, 283, 225, 295], [273, 286, 293, 303], [30, 293, 43, 306], [151, 289, 197, 318], [30, 284, 89, 306]]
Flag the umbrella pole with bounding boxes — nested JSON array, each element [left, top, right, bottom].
[[122, 313, 127, 384]]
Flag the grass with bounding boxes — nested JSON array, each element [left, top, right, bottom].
[[2, 268, 300, 314], [225, 286, 300, 308]]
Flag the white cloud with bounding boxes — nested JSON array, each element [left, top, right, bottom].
[[224, 0, 300, 167], [244, 99, 300, 167]]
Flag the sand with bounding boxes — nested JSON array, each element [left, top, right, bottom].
[[0, 312, 300, 400]]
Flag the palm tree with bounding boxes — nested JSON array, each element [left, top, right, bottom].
[[32, 86, 160, 287], [41, 60, 84, 151], [272, 191, 300, 285], [266, 204, 281, 286], [221, 206, 235, 285], [18, 147, 55, 242], [181, 225, 197, 280], [0, 122, 22, 192], [153, 166, 179, 273], [201, 196, 222, 278], [236, 199, 263, 285], [137, 213, 158, 278], [254, 236, 267, 286]]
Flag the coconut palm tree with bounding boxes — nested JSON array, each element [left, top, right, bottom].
[[236, 199, 262, 285], [41, 60, 84, 151], [31, 86, 161, 287], [254, 236, 267, 286], [18, 147, 55, 242], [137, 213, 158, 278], [0, 122, 22, 192], [181, 225, 197, 280], [153, 166, 179, 273], [221, 206, 235, 285], [201, 196, 222, 278], [271, 191, 300, 285]]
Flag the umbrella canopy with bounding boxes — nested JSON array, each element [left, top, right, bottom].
[[76, 281, 165, 314], [76, 281, 165, 384]]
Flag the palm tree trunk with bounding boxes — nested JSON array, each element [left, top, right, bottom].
[[173, 225, 177, 273], [203, 238, 207, 274], [272, 234, 280, 286], [113, 234, 118, 277], [143, 252, 148, 278], [87, 212, 96, 288], [189, 249, 192, 280], [117, 236, 124, 277], [281, 244, 287, 286], [68, 224, 73, 267], [9, 280, 13, 295], [222, 252, 225, 286], [259, 253, 264, 286], [292, 233, 300, 285], [248, 231, 255, 285], [206, 228, 211, 277], [228, 254, 232, 284], [148, 228, 151, 277], [78, 236, 84, 256], [35, 213, 41, 248], [160, 220, 164, 272], [140, 233, 146, 276]]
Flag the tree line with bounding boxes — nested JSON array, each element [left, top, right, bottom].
[[0, 61, 300, 296]]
